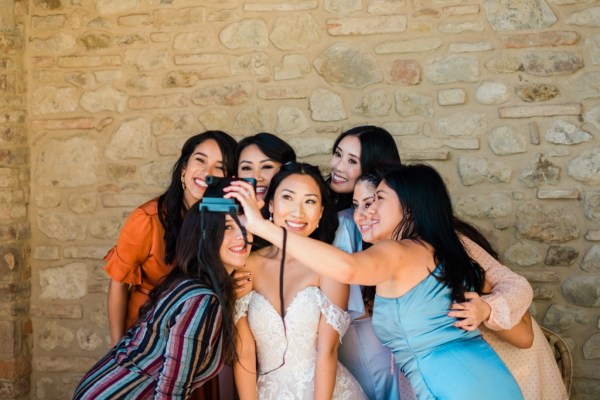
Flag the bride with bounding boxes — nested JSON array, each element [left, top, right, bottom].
[[232, 163, 366, 399]]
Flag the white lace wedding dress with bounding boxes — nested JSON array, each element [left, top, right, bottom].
[[235, 286, 367, 399]]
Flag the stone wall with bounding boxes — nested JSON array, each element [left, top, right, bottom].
[[15, 0, 600, 399], [0, 0, 31, 399]]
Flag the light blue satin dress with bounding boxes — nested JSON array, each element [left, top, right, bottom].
[[372, 267, 524, 400], [334, 209, 400, 400]]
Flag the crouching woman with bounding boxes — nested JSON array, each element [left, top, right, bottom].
[[73, 203, 251, 399]]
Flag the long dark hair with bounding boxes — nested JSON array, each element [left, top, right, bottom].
[[330, 125, 401, 211], [236, 132, 296, 165], [158, 131, 237, 264], [140, 205, 237, 364], [263, 162, 338, 244], [453, 218, 499, 260], [382, 164, 485, 303]]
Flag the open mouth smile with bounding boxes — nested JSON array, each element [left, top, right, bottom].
[[331, 173, 348, 184], [285, 220, 307, 231]]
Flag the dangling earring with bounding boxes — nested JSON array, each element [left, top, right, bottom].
[[181, 171, 186, 191], [317, 223, 319, 228], [269, 213, 273, 221]]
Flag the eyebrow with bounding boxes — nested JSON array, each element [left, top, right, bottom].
[[281, 188, 319, 198], [239, 159, 274, 164], [335, 146, 359, 159], [195, 151, 223, 164], [352, 194, 374, 202]]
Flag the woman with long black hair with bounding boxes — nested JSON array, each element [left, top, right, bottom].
[[74, 201, 252, 399], [228, 164, 524, 400]]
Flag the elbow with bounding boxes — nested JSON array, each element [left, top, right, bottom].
[[337, 255, 358, 284], [239, 342, 256, 360], [339, 267, 355, 285], [316, 340, 339, 360], [516, 274, 534, 303], [521, 335, 534, 349], [235, 338, 256, 362], [512, 333, 534, 349]]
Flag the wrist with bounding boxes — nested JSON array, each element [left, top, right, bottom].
[[482, 300, 492, 322]]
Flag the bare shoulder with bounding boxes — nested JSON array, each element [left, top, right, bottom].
[[246, 246, 277, 271], [367, 239, 431, 270], [368, 239, 410, 256]]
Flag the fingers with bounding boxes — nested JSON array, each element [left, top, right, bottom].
[[463, 291, 481, 301], [231, 269, 253, 298], [231, 269, 252, 290], [449, 300, 480, 331], [449, 302, 467, 310], [226, 180, 256, 198], [224, 185, 257, 210], [453, 318, 479, 331], [448, 309, 472, 319]]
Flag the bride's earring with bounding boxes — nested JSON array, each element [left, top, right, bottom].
[[269, 213, 273, 221], [181, 171, 186, 191]]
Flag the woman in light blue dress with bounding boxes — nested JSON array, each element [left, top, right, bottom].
[[228, 164, 524, 400], [328, 126, 401, 399]]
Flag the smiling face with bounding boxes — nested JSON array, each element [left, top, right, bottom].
[[237, 144, 282, 201], [328, 135, 362, 194], [368, 180, 404, 242], [182, 139, 225, 207], [352, 179, 378, 243], [269, 174, 324, 237], [219, 214, 252, 273]]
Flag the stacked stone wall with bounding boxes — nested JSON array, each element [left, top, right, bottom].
[[15, 0, 600, 398], [0, 1, 31, 399]]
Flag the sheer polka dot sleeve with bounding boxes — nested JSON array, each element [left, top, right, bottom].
[[461, 235, 533, 331]]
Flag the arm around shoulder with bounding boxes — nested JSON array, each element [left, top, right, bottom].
[[461, 235, 533, 330]]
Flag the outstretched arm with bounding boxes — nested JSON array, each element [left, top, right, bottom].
[[225, 181, 398, 286]]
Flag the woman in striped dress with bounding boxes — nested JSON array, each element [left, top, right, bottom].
[[73, 203, 253, 399]]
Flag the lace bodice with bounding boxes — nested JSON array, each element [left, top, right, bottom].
[[235, 286, 365, 399]]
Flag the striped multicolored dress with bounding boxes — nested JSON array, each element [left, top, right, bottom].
[[73, 280, 224, 399]]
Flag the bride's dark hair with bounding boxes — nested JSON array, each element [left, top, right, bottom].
[[262, 162, 338, 244]]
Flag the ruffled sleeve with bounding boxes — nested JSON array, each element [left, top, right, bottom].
[[461, 235, 533, 331], [234, 291, 254, 325], [316, 290, 351, 341], [104, 202, 156, 285]]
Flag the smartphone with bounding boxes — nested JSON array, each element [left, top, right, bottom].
[[204, 176, 257, 195]]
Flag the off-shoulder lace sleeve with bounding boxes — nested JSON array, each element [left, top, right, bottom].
[[316, 291, 351, 340], [234, 291, 254, 325]]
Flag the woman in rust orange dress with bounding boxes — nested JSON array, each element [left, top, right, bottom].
[[104, 130, 238, 399]]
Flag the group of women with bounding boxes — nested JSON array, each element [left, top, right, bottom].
[[73, 126, 568, 400]]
